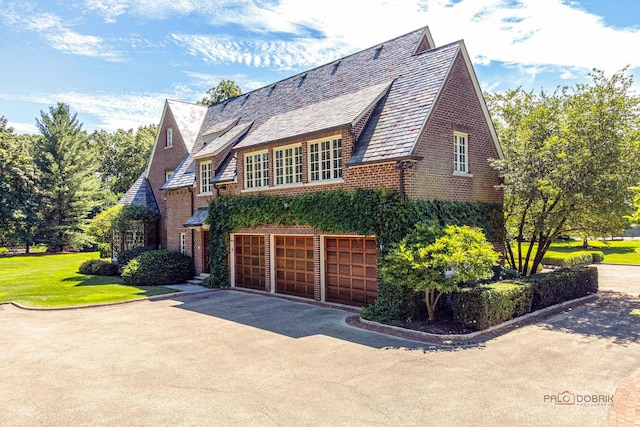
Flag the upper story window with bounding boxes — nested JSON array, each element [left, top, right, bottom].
[[309, 137, 342, 182], [200, 161, 212, 194], [454, 131, 468, 174], [180, 232, 186, 254], [275, 145, 302, 186], [245, 151, 269, 189], [166, 127, 173, 148], [165, 171, 174, 182]]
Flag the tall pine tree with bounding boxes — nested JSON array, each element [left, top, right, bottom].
[[35, 103, 100, 252]]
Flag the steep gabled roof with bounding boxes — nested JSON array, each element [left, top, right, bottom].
[[119, 174, 160, 214], [194, 122, 253, 159], [162, 26, 501, 188], [166, 100, 208, 152]]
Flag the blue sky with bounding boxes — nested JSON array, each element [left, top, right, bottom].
[[1, 0, 639, 134]]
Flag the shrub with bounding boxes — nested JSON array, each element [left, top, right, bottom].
[[121, 250, 194, 286], [527, 266, 598, 310], [590, 251, 605, 263], [452, 282, 532, 330], [116, 246, 154, 268], [98, 243, 112, 259], [0, 247, 8, 255], [78, 259, 120, 276], [542, 252, 594, 267]]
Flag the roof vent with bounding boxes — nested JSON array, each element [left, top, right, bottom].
[[373, 45, 383, 59], [298, 73, 307, 88], [268, 84, 276, 96], [242, 94, 250, 105], [331, 61, 340, 75]]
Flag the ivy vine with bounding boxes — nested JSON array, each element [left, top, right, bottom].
[[205, 188, 504, 290]]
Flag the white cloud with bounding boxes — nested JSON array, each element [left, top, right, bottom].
[[161, 0, 640, 84], [0, 2, 123, 61], [0, 88, 195, 132], [184, 71, 269, 91]]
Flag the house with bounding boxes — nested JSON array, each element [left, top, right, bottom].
[[123, 27, 503, 307]]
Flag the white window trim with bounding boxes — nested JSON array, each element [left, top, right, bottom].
[[307, 135, 343, 183], [244, 150, 270, 190], [200, 160, 213, 195], [179, 232, 186, 254], [166, 127, 173, 148], [274, 143, 303, 187], [165, 171, 174, 182], [453, 131, 470, 175]]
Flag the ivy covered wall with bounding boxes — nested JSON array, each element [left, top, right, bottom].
[[205, 188, 504, 289]]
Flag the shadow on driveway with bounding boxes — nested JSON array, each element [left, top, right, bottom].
[[537, 291, 640, 345], [166, 289, 483, 353]]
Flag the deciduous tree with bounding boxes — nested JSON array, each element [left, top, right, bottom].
[[198, 80, 243, 105]]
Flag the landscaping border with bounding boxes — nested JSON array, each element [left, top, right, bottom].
[[347, 293, 598, 346]]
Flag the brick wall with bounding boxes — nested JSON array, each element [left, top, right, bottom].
[[147, 109, 190, 248], [407, 51, 503, 204]]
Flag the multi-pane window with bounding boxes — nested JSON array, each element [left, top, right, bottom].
[[275, 146, 302, 185], [200, 161, 212, 194], [166, 127, 173, 148], [454, 132, 468, 173], [180, 232, 186, 254], [245, 152, 269, 189], [165, 171, 173, 182], [309, 137, 342, 182]]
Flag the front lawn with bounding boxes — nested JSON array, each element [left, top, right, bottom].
[[511, 239, 640, 266], [0, 252, 175, 308]]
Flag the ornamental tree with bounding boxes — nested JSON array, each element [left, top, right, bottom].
[[381, 224, 498, 321]]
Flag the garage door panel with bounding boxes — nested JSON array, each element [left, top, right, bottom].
[[325, 237, 378, 307], [275, 236, 315, 299], [235, 235, 266, 290]]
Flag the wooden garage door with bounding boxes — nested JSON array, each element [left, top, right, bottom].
[[234, 235, 265, 290], [325, 237, 378, 306], [274, 236, 315, 299]]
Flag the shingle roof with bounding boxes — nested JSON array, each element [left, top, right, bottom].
[[235, 81, 392, 149], [201, 117, 240, 137], [162, 154, 195, 190], [213, 153, 237, 183], [166, 100, 208, 152], [119, 175, 160, 214], [194, 122, 253, 159], [163, 27, 494, 188], [184, 207, 209, 227]]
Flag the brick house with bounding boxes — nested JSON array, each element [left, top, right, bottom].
[[124, 27, 503, 307]]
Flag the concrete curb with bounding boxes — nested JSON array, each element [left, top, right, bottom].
[[0, 289, 219, 312], [350, 293, 598, 345]]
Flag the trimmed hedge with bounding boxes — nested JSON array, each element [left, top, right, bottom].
[[528, 266, 598, 310], [542, 251, 603, 267], [452, 266, 598, 330], [121, 250, 194, 286], [452, 282, 532, 330], [78, 259, 120, 276], [116, 246, 155, 268]]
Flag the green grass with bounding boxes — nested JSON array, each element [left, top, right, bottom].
[[0, 252, 175, 308], [510, 240, 640, 265]]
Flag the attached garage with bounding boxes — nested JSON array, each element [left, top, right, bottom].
[[324, 237, 378, 306], [274, 236, 315, 299], [234, 235, 266, 290]]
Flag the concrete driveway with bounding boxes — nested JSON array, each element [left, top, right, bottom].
[[0, 265, 638, 426]]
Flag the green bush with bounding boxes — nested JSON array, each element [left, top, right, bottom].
[[542, 252, 594, 267], [590, 251, 605, 263], [121, 250, 194, 286], [116, 246, 154, 268], [98, 243, 112, 259], [527, 266, 598, 310], [78, 259, 120, 276], [452, 282, 533, 330], [0, 247, 8, 255]]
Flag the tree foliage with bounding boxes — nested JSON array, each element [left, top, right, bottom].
[[34, 103, 101, 252], [89, 124, 156, 195], [0, 118, 40, 248], [488, 69, 640, 275], [198, 80, 243, 105], [380, 224, 498, 321]]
